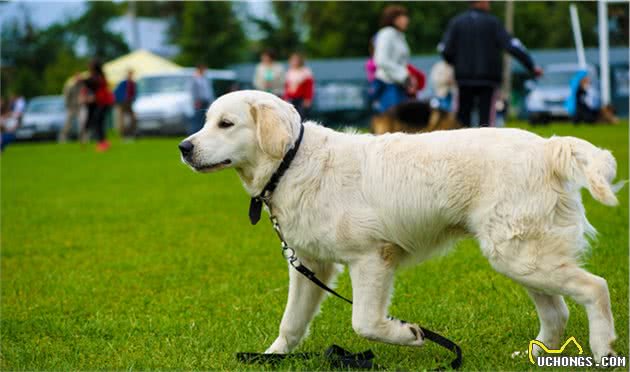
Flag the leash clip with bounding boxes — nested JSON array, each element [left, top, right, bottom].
[[269, 214, 300, 266], [282, 245, 298, 264]]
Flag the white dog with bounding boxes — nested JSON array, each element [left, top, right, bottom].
[[180, 90, 621, 362]]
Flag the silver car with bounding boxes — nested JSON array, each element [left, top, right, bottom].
[[133, 69, 237, 136], [16, 96, 66, 141], [524, 64, 598, 124]]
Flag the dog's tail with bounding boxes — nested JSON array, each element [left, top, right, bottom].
[[545, 136, 625, 206]]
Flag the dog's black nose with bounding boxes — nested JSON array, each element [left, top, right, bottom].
[[179, 140, 194, 157]]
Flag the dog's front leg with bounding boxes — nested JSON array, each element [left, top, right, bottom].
[[265, 259, 340, 354], [349, 254, 424, 346]]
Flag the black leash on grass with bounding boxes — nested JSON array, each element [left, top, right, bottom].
[[236, 124, 462, 370]]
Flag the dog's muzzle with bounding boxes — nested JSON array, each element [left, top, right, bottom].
[[179, 140, 194, 161]]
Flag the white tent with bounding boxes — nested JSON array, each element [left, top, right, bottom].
[[103, 49, 182, 87]]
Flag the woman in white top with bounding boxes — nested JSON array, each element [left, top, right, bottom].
[[373, 5, 412, 112], [253, 49, 285, 97]]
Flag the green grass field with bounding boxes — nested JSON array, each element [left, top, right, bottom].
[[2, 122, 628, 371]]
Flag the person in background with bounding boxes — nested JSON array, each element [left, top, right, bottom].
[[114, 69, 137, 140], [85, 59, 114, 152], [373, 5, 412, 112], [284, 52, 314, 118], [1, 94, 25, 152], [189, 63, 212, 134], [253, 49, 285, 96], [9, 93, 26, 127], [59, 72, 86, 143], [567, 70, 600, 124], [440, 0, 542, 127], [1, 97, 16, 152], [0, 97, 8, 124], [429, 60, 456, 112]]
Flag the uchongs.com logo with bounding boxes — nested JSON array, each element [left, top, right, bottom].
[[528, 337, 626, 368]]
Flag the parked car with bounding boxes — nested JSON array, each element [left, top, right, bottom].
[[15, 96, 65, 141], [524, 63, 598, 124], [133, 69, 237, 135]]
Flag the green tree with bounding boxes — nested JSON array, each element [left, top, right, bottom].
[[1, 18, 84, 97], [509, 2, 598, 49], [250, 2, 304, 60], [176, 2, 246, 68], [303, 2, 383, 58], [296, 2, 612, 58], [42, 51, 87, 95], [69, 2, 129, 61], [301, 2, 462, 57], [405, 3, 463, 54]]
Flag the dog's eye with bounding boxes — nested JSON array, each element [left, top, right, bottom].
[[218, 120, 234, 129]]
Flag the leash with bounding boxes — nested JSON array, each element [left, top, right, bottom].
[[237, 124, 463, 370]]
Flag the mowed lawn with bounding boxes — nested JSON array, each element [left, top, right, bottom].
[[1, 122, 628, 371]]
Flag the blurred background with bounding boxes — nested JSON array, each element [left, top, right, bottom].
[[1, 1, 628, 141]]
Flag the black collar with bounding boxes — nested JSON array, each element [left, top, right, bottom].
[[248, 124, 305, 225]]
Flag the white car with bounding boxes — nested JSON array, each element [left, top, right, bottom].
[[524, 63, 598, 124], [16, 96, 66, 141], [133, 69, 237, 135]]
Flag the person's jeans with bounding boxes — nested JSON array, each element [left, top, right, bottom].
[[189, 101, 209, 135], [373, 80, 407, 113], [1, 132, 16, 152]]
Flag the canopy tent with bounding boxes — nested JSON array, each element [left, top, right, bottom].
[[102, 49, 182, 86], [67, 49, 182, 89]]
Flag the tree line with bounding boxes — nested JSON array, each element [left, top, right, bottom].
[[2, 1, 627, 98]]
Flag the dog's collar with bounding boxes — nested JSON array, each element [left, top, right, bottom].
[[249, 124, 305, 225]]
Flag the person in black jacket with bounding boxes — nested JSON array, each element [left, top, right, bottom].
[[440, 1, 543, 127]]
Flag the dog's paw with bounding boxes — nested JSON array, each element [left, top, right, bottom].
[[593, 350, 617, 365], [406, 324, 425, 347], [264, 337, 290, 354]]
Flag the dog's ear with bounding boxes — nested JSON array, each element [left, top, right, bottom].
[[250, 100, 298, 159]]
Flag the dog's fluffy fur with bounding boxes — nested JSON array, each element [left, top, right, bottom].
[[181, 90, 620, 361], [371, 100, 460, 134]]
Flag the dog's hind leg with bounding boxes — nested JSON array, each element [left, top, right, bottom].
[[526, 289, 569, 356], [348, 248, 424, 347], [486, 238, 616, 361], [265, 258, 341, 354]]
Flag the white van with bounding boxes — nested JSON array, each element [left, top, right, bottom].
[[133, 68, 237, 135]]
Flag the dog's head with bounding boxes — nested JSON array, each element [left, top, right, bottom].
[[179, 90, 302, 173]]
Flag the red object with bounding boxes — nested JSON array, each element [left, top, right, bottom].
[[96, 140, 111, 152], [94, 77, 115, 106], [406, 64, 426, 95], [284, 72, 314, 101]]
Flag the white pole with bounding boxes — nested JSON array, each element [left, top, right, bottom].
[[570, 4, 587, 69], [598, 0, 611, 105]]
